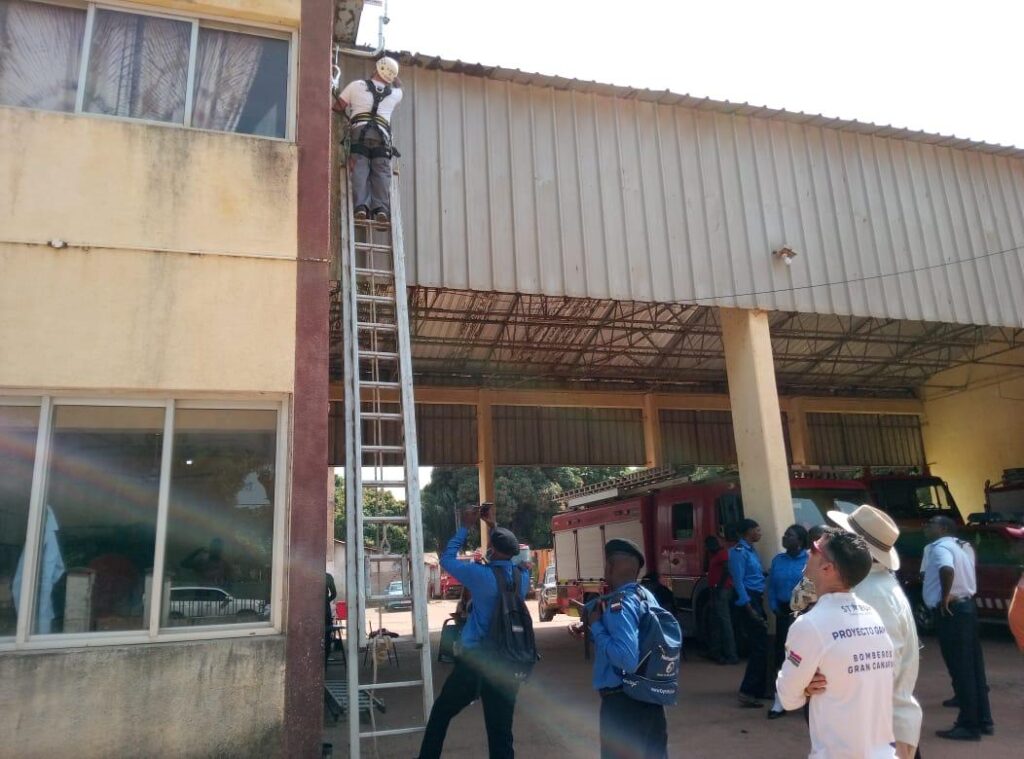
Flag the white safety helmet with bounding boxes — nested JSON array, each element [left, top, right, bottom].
[[376, 56, 399, 84]]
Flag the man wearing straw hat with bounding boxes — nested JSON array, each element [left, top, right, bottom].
[[829, 505, 922, 759]]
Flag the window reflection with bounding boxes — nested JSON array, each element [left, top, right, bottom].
[[1, 404, 40, 637], [163, 409, 276, 628], [35, 405, 163, 634]]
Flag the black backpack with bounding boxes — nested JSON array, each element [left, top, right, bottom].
[[482, 565, 539, 681]]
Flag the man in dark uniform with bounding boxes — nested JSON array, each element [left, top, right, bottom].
[[728, 518, 769, 707], [417, 506, 530, 759], [570, 539, 668, 759]]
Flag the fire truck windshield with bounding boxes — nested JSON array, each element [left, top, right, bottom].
[[790, 488, 868, 528]]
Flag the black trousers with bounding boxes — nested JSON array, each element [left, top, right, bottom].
[[738, 591, 768, 699], [599, 691, 667, 759], [418, 651, 520, 759], [935, 599, 992, 732]]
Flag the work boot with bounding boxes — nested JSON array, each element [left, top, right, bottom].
[[354, 206, 369, 221], [373, 208, 390, 224]]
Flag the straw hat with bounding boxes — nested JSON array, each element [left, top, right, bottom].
[[827, 505, 901, 571]]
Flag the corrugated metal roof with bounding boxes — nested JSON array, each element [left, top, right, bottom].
[[388, 51, 1024, 159], [342, 53, 1024, 329]]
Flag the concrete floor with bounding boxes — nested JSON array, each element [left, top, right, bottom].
[[324, 601, 1023, 758]]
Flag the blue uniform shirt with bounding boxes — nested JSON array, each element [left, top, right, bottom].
[[728, 539, 766, 607], [440, 527, 530, 649], [767, 549, 808, 612], [588, 582, 659, 690]]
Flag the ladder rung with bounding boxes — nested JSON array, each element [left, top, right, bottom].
[[359, 680, 424, 691], [363, 480, 407, 489], [358, 350, 400, 360], [360, 412, 403, 421], [363, 513, 409, 523], [356, 322, 398, 331], [359, 727, 426, 740], [362, 445, 406, 454], [355, 267, 395, 278], [360, 381, 402, 390], [367, 553, 410, 562], [355, 293, 394, 304], [368, 593, 412, 602]]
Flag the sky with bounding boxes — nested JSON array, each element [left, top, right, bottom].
[[356, 0, 1024, 149]]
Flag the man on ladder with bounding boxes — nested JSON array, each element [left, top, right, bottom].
[[334, 55, 403, 223]]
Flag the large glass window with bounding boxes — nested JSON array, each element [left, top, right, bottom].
[[0, 1, 290, 138], [0, 403, 40, 637], [163, 409, 277, 628], [192, 28, 289, 138], [35, 405, 163, 634], [82, 8, 191, 124], [0, 0, 86, 111]]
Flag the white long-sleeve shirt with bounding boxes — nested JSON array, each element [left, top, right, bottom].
[[855, 565, 922, 748], [777, 592, 896, 759]]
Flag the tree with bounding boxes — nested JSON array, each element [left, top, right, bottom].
[[334, 474, 409, 554], [420, 466, 634, 552]]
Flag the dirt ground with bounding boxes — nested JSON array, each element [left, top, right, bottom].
[[324, 600, 1023, 758]]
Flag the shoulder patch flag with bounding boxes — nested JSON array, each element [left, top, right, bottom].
[[787, 650, 802, 667]]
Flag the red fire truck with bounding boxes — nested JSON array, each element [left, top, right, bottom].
[[548, 467, 874, 641]]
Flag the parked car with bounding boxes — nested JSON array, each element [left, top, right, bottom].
[[167, 586, 268, 624], [537, 564, 558, 622], [385, 580, 411, 610], [439, 573, 463, 599]]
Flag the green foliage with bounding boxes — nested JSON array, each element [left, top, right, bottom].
[[419, 466, 634, 552], [333, 474, 409, 554]]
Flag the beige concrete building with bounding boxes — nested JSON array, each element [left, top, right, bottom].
[[1, 0, 334, 755]]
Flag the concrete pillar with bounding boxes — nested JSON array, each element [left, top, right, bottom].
[[787, 399, 809, 466], [720, 307, 791, 564], [642, 393, 664, 468], [477, 392, 495, 551]]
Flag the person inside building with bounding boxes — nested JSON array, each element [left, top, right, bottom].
[[325, 572, 337, 666], [333, 55, 403, 223], [923, 515, 993, 741], [766, 524, 809, 719], [417, 506, 530, 759], [776, 528, 896, 758], [826, 505, 922, 759], [729, 518, 769, 707], [704, 535, 738, 665], [569, 539, 668, 759]]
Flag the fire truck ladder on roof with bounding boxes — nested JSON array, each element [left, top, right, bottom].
[[341, 165, 433, 756]]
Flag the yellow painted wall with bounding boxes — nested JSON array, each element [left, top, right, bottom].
[[114, 0, 299, 26], [1, 108, 297, 259], [0, 102, 297, 394], [921, 346, 1024, 516], [0, 244, 296, 392]]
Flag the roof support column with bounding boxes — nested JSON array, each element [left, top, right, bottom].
[[720, 307, 790, 564], [477, 391, 495, 551], [643, 393, 663, 468], [787, 399, 809, 465]]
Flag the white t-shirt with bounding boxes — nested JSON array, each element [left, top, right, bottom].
[[776, 592, 896, 759], [339, 78, 403, 124], [921, 536, 976, 607]]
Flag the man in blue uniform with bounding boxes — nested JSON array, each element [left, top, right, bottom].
[[417, 506, 530, 759], [569, 538, 667, 759], [728, 518, 769, 707]]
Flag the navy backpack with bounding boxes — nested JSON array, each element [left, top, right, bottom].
[[615, 586, 682, 705]]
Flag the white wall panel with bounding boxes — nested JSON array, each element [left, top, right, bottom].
[[343, 56, 1024, 328]]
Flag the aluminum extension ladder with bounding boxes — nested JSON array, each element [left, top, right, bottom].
[[340, 166, 434, 757]]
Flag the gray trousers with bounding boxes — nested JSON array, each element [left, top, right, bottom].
[[350, 126, 392, 215]]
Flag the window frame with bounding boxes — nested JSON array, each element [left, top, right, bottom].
[[5, 0, 296, 140], [0, 394, 288, 651]]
